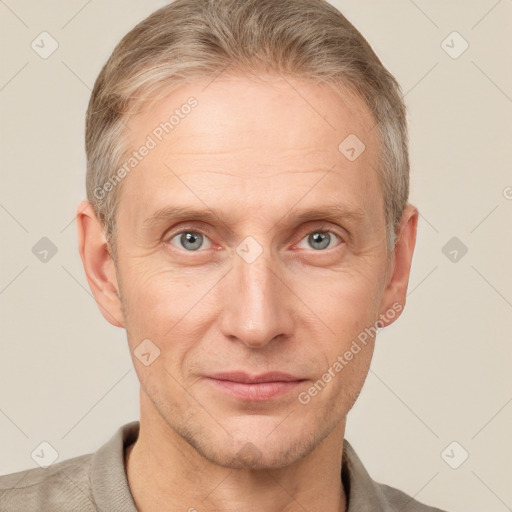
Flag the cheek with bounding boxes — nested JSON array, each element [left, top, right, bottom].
[[119, 261, 200, 333], [118, 262, 221, 376], [294, 263, 384, 340], [284, 265, 383, 396]]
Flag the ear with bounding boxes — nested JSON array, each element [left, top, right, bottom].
[[76, 200, 125, 328], [378, 204, 418, 327]]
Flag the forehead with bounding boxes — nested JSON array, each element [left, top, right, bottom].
[[126, 73, 377, 158], [118, 73, 382, 228]]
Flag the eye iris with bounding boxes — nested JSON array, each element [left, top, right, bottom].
[[309, 231, 330, 250], [180, 232, 203, 250]]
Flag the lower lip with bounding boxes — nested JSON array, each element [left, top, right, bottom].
[[207, 378, 304, 401]]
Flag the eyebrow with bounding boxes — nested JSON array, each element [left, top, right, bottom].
[[141, 203, 366, 232], [282, 203, 366, 226]]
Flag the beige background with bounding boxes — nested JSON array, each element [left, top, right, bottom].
[[1, 1, 511, 510]]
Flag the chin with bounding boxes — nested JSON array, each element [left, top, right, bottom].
[[196, 440, 317, 470], [180, 419, 323, 470], [150, 387, 342, 470]]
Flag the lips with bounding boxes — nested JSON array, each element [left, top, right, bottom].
[[209, 371, 303, 383], [205, 372, 306, 401]]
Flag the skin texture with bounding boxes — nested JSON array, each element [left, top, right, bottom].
[[77, 72, 418, 512]]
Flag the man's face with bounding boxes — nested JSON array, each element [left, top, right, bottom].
[[112, 74, 395, 469]]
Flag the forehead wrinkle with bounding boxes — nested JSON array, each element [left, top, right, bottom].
[[157, 167, 335, 180]]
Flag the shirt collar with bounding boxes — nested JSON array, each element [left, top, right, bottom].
[[90, 420, 139, 512], [90, 421, 391, 512], [342, 438, 394, 511]]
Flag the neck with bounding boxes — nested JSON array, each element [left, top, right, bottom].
[[125, 396, 347, 512]]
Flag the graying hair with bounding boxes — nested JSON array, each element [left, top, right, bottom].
[[85, 0, 409, 259]]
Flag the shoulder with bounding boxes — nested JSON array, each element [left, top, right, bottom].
[[342, 439, 450, 512], [0, 421, 139, 512], [0, 452, 96, 512], [377, 481, 449, 512]]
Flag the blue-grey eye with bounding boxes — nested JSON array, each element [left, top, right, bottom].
[[170, 231, 212, 251], [297, 231, 341, 250]]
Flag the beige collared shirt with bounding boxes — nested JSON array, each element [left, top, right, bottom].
[[0, 421, 448, 511]]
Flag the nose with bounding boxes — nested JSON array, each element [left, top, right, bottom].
[[218, 245, 294, 348]]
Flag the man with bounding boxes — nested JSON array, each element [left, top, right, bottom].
[[0, 0, 450, 510]]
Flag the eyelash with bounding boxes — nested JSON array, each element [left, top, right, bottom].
[[165, 225, 345, 253]]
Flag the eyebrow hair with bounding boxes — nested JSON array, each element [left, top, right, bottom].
[[280, 203, 366, 226], [141, 202, 366, 233]]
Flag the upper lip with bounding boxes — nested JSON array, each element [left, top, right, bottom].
[[207, 372, 304, 383]]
